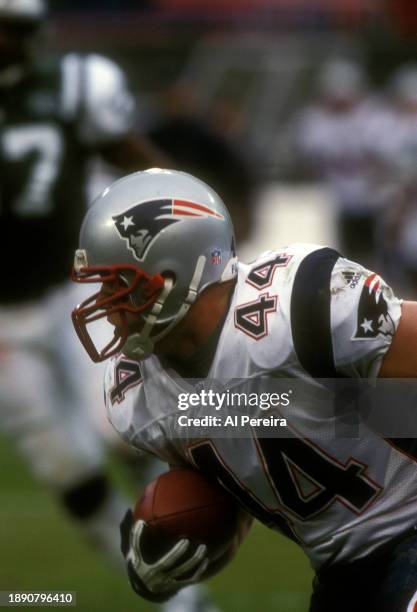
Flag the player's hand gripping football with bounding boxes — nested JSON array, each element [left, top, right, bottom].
[[120, 509, 209, 602]]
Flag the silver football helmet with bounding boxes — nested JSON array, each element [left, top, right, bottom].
[[317, 58, 366, 104], [72, 169, 238, 362]]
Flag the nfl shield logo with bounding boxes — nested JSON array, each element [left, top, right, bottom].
[[211, 249, 222, 265]]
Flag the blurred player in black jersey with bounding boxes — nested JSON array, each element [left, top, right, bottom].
[[0, 3, 218, 610], [0, 0, 159, 560]]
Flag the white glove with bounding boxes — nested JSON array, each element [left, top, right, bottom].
[[120, 510, 209, 602]]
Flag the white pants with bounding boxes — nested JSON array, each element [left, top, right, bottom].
[[0, 282, 108, 490]]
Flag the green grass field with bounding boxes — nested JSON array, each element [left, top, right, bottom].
[[0, 434, 313, 611]]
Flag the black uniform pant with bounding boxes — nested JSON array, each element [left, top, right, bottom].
[[310, 528, 417, 612]]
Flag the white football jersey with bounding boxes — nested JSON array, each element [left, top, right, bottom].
[[104, 243, 416, 569]]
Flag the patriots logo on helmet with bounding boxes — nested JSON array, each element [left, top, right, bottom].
[[112, 198, 224, 261], [354, 273, 395, 339]]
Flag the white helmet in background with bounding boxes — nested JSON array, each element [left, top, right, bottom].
[[389, 63, 417, 107], [317, 58, 366, 103]]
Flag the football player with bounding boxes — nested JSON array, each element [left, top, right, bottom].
[[72, 168, 417, 611], [0, 0, 167, 580], [294, 58, 385, 270], [0, 4, 221, 609], [363, 63, 417, 295]]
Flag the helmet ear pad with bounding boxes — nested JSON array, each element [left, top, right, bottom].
[[130, 270, 176, 311]]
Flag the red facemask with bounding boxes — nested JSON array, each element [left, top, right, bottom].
[[71, 264, 164, 362]]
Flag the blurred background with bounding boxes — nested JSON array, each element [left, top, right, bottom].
[[2, 1, 417, 610], [48, 0, 417, 291]]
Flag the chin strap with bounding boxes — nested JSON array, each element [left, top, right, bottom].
[[122, 256, 207, 361], [122, 277, 174, 361]]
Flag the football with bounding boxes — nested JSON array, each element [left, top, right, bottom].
[[134, 467, 240, 559]]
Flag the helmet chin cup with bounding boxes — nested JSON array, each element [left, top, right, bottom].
[[122, 333, 154, 361]]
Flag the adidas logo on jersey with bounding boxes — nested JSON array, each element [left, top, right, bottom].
[[342, 270, 361, 289]]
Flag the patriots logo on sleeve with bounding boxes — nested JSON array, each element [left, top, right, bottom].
[[112, 198, 224, 261], [354, 273, 395, 339]]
